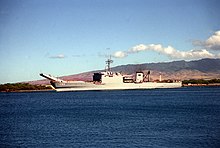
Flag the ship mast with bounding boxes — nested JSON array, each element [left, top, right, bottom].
[[106, 56, 113, 72]]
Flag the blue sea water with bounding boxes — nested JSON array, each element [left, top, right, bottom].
[[0, 87, 220, 148]]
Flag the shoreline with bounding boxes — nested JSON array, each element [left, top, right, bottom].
[[182, 83, 220, 87], [1, 84, 220, 92], [0, 89, 54, 93]]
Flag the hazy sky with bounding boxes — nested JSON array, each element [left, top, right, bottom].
[[0, 0, 220, 84]]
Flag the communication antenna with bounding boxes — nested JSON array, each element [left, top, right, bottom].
[[147, 70, 150, 82], [106, 55, 113, 72]]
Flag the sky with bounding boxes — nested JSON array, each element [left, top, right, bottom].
[[0, 0, 220, 84]]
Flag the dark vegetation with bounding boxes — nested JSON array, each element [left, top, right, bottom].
[[0, 83, 51, 92], [182, 79, 220, 85]]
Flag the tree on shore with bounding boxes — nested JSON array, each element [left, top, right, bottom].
[[182, 79, 220, 84], [0, 83, 51, 92]]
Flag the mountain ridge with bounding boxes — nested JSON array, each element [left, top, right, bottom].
[[112, 58, 220, 73], [29, 58, 220, 85]]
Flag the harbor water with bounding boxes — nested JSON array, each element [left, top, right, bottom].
[[0, 87, 220, 147]]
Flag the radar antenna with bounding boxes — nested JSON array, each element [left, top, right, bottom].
[[106, 56, 113, 72]]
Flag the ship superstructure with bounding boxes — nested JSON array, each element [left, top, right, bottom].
[[40, 58, 182, 91]]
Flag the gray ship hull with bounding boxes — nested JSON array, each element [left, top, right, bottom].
[[41, 58, 182, 92], [51, 81, 182, 92]]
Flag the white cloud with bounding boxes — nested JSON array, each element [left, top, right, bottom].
[[50, 54, 65, 59], [193, 30, 220, 50], [112, 30, 220, 60], [47, 31, 220, 60], [113, 44, 216, 60], [112, 51, 127, 58], [205, 31, 220, 50], [131, 44, 214, 59]]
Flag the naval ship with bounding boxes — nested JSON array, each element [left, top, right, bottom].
[[40, 58, 182, 91]]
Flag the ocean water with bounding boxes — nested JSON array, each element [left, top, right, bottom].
[[0, 87, 220, 148]]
